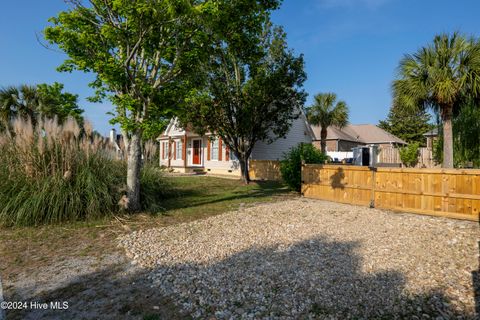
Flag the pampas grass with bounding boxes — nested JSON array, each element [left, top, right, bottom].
[[0, 116, 125, 226]]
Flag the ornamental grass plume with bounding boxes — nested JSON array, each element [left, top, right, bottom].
[[0, 115, 125, 226]]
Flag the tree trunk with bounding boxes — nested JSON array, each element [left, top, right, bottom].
[[126, 130, 142, 212], [441, 106, 454, 168], [320, 127, 328, 154], [239, 155, 250, 184]]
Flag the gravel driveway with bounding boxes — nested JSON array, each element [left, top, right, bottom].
[[119, 198, 480, 319]]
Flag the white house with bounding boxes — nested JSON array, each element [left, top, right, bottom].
[[157, 114, 314, 176]]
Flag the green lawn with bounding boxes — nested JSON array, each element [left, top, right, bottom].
[[0, 176, 294, 277], [160, 176, 292, 219]]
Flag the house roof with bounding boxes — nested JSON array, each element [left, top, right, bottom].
[[423, 128, 438, 137], [310, 124, 407, 145], [158, 109, 317, 141]]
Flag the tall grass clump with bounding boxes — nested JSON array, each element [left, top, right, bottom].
[[0, 116, 124, 226], [139, 164, 174, 213]]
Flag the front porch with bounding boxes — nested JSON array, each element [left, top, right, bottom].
[[158, 134, 241, 177]]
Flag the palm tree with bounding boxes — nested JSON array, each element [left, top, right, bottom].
[[307, 92, 349, 154], [393, 33, 480, 168], [0, 85, 39, 126]]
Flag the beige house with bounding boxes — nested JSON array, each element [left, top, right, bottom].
[[310, 124, 407, 152], [158, 116, 314, 176]]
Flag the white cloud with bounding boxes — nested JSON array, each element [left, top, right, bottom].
[[317, 0, 392, 10]]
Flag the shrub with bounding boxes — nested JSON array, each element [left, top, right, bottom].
[[280, 143, 327, 191], [0, 116, 125, 226], [140, 164, 173, 213], [399, 142, 420, 167]]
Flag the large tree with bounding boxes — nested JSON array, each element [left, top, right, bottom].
[[393, 33, 480, 168], [378, 104, 433, 145], [306, 92, 349, 154], [181, 15, 306, 184], [44, 0, 206, 211]]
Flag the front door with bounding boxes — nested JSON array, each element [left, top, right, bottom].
[[192, 139, 202, 165]]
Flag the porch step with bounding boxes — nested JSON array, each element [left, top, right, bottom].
[[193, 168, 206, 175]]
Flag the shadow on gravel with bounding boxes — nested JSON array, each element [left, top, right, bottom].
[[5, 263, 189, 320], [8, 236, 478, 319], [472, 240, 480, 317]]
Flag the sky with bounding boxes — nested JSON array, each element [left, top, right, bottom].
[[1, 0, 479, 135]]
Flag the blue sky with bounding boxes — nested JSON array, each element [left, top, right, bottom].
[[1, 0, 479, 135]]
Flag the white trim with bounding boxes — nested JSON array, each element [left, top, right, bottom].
[[175, 139, 183, 160], [210, 139, 219, 161]]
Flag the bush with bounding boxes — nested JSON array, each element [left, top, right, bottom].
[[140, 164, 173, 213], [280, 143, 327, 191], [0, 116, 125, 226], [399, 142, 420, 167]]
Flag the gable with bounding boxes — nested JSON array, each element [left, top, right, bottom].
[[163, 118, 186, 137]]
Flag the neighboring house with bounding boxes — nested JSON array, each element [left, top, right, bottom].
[[310, 124, 407, 152], [423, 128, 438, 149], [158, 115, 314, 176]]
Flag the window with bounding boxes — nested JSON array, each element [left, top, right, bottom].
[[162, 142, 169, 159], [211, 139, 219, 160], [176, 140, 182, 160]]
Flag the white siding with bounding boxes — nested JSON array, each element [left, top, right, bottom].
[[203, 137, 241, 173], [251, 116, 312, 160], [159, 140, 170, 167]]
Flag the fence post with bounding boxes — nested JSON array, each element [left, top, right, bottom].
[[301, 161, 306, 196], [369, 166, 377, 208]]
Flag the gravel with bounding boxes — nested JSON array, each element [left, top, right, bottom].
[[119, 198, 480, 319]]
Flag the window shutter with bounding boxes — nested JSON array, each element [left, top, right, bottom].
[[173, 141, 176, 160], [162, 142, 165, 159], [207, 138, 211, 161], [218, 139, 222, 161], [182, 135, 187, 161], [225, 145, 229, 161]]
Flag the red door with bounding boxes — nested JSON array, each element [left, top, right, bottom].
[[192, 140, 201, 165]]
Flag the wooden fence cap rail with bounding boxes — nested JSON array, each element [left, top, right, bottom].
[[375, 167, 480, 175]]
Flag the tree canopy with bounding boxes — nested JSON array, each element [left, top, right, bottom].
[[378, 104, 433, 145], [0, 82, 83, 129], [306, 92, 349, 154], [44, 0, 210, 211], [393, 32, 480, 168], [180, 17, 306, 183]]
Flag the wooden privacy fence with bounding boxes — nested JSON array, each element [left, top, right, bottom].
[[377, 147, 438, 168], [302, 164, 480, 221], [249, 160, 282, 181]]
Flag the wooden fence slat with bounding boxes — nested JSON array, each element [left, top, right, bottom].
[[249, 160, 282, 181], [302, 164, 480, 221]]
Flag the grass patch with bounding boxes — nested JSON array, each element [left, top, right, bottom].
[[159, 176, 292, 219], [0, 176, 294, 277], [0, 175, 294, 318]]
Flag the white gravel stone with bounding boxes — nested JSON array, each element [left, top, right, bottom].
[[119, 198, 480, 319]]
